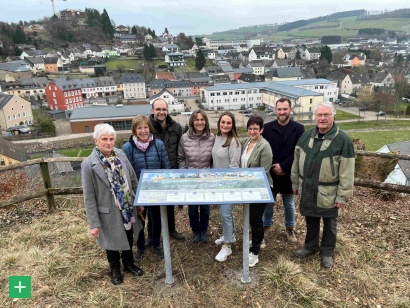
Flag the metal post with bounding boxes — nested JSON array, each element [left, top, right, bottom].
[[241, 203, 251, 284], [160, 205, 174, 286]]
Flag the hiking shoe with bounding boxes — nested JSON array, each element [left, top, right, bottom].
[[135, 250, 144, 262], [215, 245, 232, 262], [286, 227, 298, 244], [321, 255, 333, 268], [215, 235, 236, 245], [294, 247, 317, 258], [153, 247, 164, 259], [249, 252, 259, 267], [170, 230, 185, 241], [200, 231, 208, 243], [192, 232, 200, 243], [249, 239, 266, 249]]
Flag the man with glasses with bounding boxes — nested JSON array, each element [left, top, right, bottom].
[[149, 98, 185, 241], [262, 98, 305, 244], [291, 102, 355, 268]]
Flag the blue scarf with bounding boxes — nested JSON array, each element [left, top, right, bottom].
[[94, 147, 135, 230]]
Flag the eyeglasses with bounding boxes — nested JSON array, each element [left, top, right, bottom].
[[315, 113, 333, 118]]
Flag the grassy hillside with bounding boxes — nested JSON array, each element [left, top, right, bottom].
[[1, 189, 409, 307], [208, 14, 410, 41]]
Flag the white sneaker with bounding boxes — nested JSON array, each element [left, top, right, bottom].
[[215, 245, 232, 262], [249, 252, 259, 267], [249, 239, 266, 249], [215, 235, 236, 245]]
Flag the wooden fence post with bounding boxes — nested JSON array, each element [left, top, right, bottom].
[[40, 161, 56, 212]]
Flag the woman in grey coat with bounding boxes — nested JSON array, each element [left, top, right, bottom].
[[178, 109, 215, 243], [81, 123, 144, 285]]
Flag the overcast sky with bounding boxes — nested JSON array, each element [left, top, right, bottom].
[[2, 0, 409, 35]]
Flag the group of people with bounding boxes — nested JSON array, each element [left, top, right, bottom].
[[82, 97, 355, 285]]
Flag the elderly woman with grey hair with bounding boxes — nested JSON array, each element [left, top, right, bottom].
[[81, 123, 144, 285]]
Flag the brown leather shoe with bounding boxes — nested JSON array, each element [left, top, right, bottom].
[[286, 227, 298, 244]]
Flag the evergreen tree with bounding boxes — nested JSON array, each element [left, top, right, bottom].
[[152, 30, 156, 38], [195, 49, 205, 70], [143, 43, 150, 59], [319, 45, 332, 64], [164, 27, 169, 34], [101, 9, 114, 39], [149, 44, 157, 59], [295, 50, 301, 60], [131, 26, 137, 35], [33, 39, 39, 49], [13, 26, 26, 44]]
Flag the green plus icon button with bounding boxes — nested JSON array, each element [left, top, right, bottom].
[[9, 276, 32, 299]]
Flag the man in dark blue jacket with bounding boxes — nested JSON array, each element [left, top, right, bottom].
[[149, 98, 185, 241], [262, 98, 305, 244]]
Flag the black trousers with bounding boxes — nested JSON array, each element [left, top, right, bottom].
[[304, 216, 337, 257], [167, 206, 177, 233], [137, 206, 162, 250], [250, 203, 267, 255], [106, 228, 134, 269]]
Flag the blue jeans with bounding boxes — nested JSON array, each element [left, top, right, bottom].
[[263, 193, 295, 228], [220, 204, 235, 243], [188, 204, 210, 234]]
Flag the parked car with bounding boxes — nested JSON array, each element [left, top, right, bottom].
[[402, 97, 410, 103], [376, 111, 386, 116], [334, 99, 341, 105], [268, 111, 276, 116]]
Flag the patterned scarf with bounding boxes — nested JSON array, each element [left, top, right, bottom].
[[94, 147, 135, 230], [133, 134, 153, 152]]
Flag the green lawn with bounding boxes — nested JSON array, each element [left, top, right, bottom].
[[349, 130, 410, 151], [56, 149, 80, 157], [335, 110, 361, 121], [105, 58, 144, 71]]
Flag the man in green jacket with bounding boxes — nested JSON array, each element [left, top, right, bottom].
[[291, 102, 355, 268]]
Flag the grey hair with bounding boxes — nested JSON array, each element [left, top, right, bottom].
[[93, 123, 117, 140], [312, 102, 336, 120]]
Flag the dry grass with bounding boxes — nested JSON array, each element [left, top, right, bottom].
[[1, 189, 409, 307]]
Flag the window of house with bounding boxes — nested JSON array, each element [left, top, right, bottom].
[[27, 111, 31, 116], [7, 115, 11, 121], [65, 99, 68, 104], [53, 92, 56, 97]]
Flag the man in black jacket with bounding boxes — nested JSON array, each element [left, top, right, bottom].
[[262, 98, 305, 244], [149, 98, 184, 241]]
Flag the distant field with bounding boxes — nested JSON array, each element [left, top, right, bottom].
[[105, 58, 144, 71], [209, 16, 410, 41]]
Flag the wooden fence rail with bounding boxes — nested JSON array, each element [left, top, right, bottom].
[[0, 151, 409, 211]]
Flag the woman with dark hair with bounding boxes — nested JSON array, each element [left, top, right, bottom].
[[241, 116, 273, 267], [212, 111, 241, 262], [122, 115, 170, 261], [82, 123, 144, 285], [178, 109, 215, 243]]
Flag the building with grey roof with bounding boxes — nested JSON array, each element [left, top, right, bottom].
[[69, 104, 152, 133], [201, 79, 333, 120], [0, 138, 28, 165], [378, 140, 410, 186], [120, 73, 146, 99]]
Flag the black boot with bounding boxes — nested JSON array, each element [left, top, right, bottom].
[[110, 267, 123, 285], [124, 263, 144, 276]]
